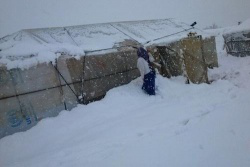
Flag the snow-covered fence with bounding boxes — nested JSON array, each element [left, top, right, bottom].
[[0, 49, 139, 139]]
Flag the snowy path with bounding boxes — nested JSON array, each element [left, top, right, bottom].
[[0, 35, 250, 167]]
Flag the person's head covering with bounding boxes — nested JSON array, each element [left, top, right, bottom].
[[137, 47, 149, 61]]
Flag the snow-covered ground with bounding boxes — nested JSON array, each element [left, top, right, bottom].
[[0, 31, 250, 167]]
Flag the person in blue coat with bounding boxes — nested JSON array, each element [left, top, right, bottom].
[[137, 47, 156, 95]]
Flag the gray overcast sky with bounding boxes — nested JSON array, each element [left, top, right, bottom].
[[0, 0, 250, 38]]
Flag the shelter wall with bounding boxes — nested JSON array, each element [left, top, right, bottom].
[[0, 36, 218, 138], [223, 30, 250, 57], [181, 36, 209, 84], [0, 49, 139, 139], [202, 36, 218, 68], [148, 35, 215, 84]]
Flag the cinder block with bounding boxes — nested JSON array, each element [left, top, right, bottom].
[[202, 36, 218, 68]]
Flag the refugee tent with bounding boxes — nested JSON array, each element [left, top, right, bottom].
[[223, 18, 250, 57], [147, 33, 218, 83], [0, 19, 217, 138]]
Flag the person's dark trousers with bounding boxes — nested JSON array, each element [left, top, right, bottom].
[[142, 70, 156, 95]]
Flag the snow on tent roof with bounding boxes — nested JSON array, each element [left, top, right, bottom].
[[223, 18, 250, 36], [223, 18, 250, 44], [0, 18, 197, 69]]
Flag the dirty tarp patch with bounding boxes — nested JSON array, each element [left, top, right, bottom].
[[181, 36, 208, 84], [202, 36, 218, 68]]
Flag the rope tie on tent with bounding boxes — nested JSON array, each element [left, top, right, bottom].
[[109, 24, 138, 42], [144, 22, 197, 45], [144, 27, 194, 45], [54, 59, 67, 110], [80, 56, 86, 104], [50, 62, 81, 103], [7, 70, 26, 119], [84, 22, 197, 55]]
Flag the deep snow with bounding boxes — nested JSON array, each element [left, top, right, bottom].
[[0, 31, 250, 167]]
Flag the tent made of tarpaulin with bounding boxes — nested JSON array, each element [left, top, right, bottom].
[[0, 19, 214, 139], [0, 18, 198, 70], [223, 18, 250, 57]]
